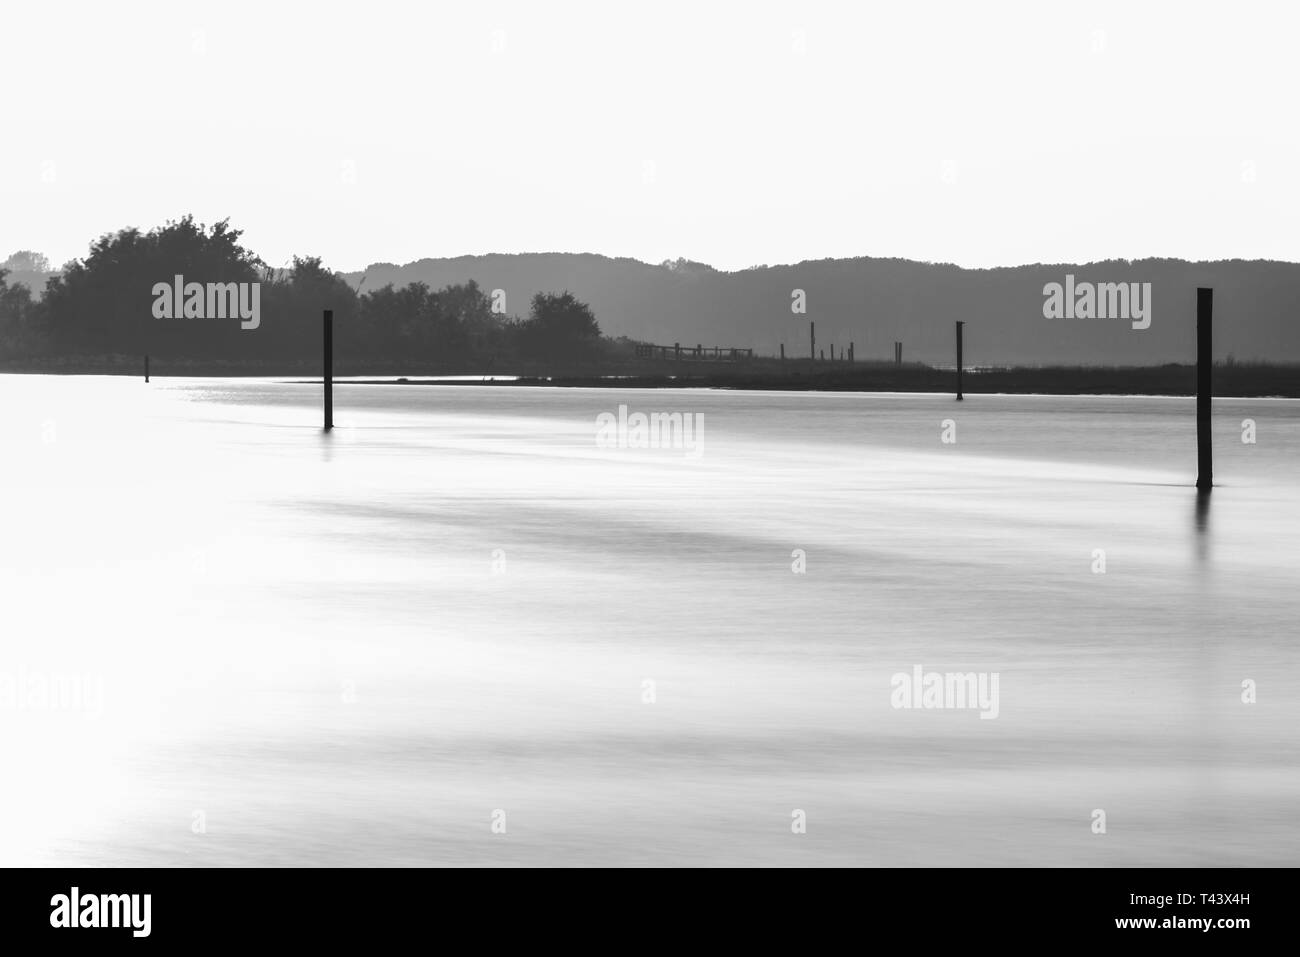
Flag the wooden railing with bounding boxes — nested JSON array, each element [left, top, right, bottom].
[[634, 343, 754, 362]]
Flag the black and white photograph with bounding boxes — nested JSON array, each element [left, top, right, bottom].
[[0, 0, 1291, 939]]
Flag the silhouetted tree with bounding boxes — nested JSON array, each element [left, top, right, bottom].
[[0, 269, 46, 356], [42, 216, 263, 356], [2, 251, 51, 274], [519, 291, 601, 361]]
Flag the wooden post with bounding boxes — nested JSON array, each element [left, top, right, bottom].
[[144, 354, 150, 383], [849, 341, 854, 363], [810, 321, 815, 360], [674, 341, 681, 361], [780, 343, 785, 362], [1197, 288, 1212, 491], [323, 309, 334, 431], [955, 321, 964, 401]]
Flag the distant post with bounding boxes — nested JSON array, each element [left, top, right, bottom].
[[955, 321, 964, 401], [849, 341, 854, 363], [674, 342, 681, 361], [323, 309, 334, 431], [144, 354, 150, 383], [810, 321, 815, 360], [780, 343, 785, 363], [1197, 288, 1212, 491]]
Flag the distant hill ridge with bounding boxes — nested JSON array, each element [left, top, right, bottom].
[[342, 255, 1300, 365]]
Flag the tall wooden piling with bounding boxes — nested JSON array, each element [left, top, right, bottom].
[[144, 354, 150, 383], [323, 309, 334, 431], [1197, 288, 1212, 491], [810, 321, 815, 360], [955, 321, 964, 401], [780, 343, 785, 362], [849, 341, 854, 363]]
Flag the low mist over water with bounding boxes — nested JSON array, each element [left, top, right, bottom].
[[1, 376, 1297, 865]]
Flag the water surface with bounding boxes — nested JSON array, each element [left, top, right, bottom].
[[1, 376, 1297, 866]]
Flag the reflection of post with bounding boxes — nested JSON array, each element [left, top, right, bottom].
[[1197, 288, 1212, 491], [955, 321, 964, 401], [323, 309, 334, 432]]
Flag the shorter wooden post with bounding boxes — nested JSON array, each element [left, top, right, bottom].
[[324, 309, 334, 431], [955, 321, 964, 401]]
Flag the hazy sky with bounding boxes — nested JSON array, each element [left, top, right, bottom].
[[3, 0, 1298, 272]]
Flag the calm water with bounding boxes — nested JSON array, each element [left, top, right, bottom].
[[1, 375, 1298, 866]]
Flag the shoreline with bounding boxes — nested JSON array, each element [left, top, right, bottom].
[[4, 360, 1300, 397]]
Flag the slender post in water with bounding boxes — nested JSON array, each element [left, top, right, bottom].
[[780, 343, 785, 363], [1197, 288, 1213, 491], [810, 321, 815, 360], [323, 309, 334, 431], [145, 354, 150, 383], [955, 321, 964, 401]]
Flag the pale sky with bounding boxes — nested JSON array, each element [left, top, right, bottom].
[[3, 0, 1298, 272]]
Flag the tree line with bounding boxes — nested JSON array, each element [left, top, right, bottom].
[[0, 216, 610, 368]]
